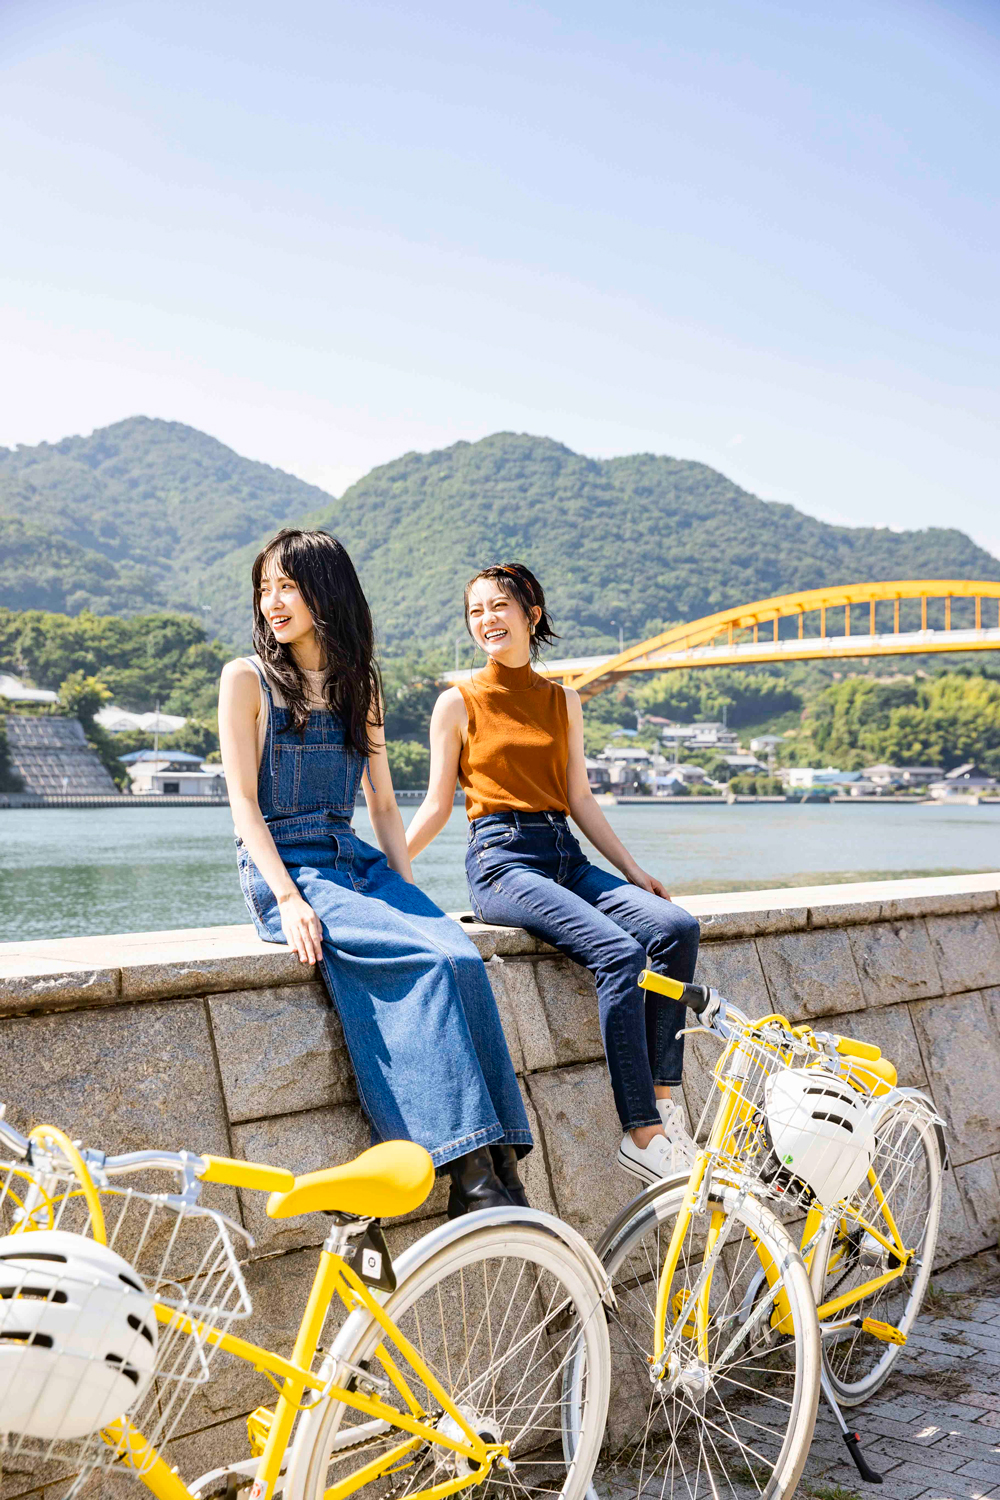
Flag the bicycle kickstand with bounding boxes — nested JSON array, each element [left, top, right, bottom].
[[820, 1369, 884, 1485]]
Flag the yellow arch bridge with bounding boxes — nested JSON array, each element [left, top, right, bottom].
[[447, 579, 1000, 701]]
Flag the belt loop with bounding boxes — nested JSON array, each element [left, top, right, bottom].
[[513, 810, 521, 831]]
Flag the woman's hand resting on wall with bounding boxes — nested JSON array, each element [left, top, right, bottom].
[[628, 867, 672, 900], [278, 891, 323, 965]]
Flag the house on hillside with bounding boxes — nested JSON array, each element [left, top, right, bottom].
[[585, 758, 612, 793], [658, 721, 740, 756], [714, 754, 769, 778], [655, 763, 708, 793], [928, 764, 997, 799]]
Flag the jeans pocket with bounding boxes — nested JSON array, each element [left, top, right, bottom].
[[477, 828, 515, 853]]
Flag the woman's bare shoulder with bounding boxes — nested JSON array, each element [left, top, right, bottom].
[[220, 657, 262, 698], [433, 685, 469, 725]]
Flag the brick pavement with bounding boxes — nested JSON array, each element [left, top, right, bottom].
[[797, 1251, 1000, 1500], [596, 1250, 1000, 1500]]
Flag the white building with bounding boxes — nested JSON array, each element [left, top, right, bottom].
[[784, 766, 849, 788], [128, 761, 226, 797], [125, 751, 225, 798], [750, 734, 785, 755], [0, 673, 58, 705], [95, 706, 188, 734]]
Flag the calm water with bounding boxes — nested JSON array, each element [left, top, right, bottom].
[[1, 801, 997, 943]]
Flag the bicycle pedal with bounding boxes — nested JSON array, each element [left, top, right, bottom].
[[247, 1406, 273, 1457], [861, 1317, 906, 1346]]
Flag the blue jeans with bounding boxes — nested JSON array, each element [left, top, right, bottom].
[[466, 811, 700, 1133], [240, 816, 532, 1169]]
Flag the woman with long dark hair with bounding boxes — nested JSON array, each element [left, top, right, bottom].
[[218, 530, 532, 1215], [407, 563, 700, 1185]]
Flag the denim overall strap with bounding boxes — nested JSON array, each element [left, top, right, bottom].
[[245, 655, 362, 821], [245, 656, 280, 821]]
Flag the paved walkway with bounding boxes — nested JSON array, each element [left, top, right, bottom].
[[595, 1251, 1000, 1500], [799, 1251, 1000, 1500]]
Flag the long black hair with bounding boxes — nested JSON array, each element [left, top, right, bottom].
[[251, 528, 382, 755], [463, 563, 559, 662]]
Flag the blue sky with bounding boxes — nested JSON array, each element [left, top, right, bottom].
[[2, 0, 998, 555]]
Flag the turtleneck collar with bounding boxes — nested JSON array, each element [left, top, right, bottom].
[[480, 655, 535, 691]]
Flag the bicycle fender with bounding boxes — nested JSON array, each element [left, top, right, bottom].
[[327, 1206, 613, 1365], [869, 1087, 949, 1170], [404, 1205, 616, 1310], [283, 1207, 613, 1500], [594, 1172, 692, 1261]]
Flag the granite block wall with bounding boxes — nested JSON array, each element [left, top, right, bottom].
[[1, 874, 998, 1494]]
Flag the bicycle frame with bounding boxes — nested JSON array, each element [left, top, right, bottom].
[[650, 1043, 918, 1368], [103, 1244, 505, 1500]]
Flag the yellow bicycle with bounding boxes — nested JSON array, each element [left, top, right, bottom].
[[0, 1109, 611, 1500], [577, 973, 944, 1500]]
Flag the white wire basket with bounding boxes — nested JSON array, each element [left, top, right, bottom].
[[0, 1147, 253, 1494], [691, 1016, 888, 1213]]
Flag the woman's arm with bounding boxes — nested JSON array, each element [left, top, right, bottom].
[[405, 688, 467, 859], [361, 714, 415, 882], [563, 690, 672, 899], [218, 660, 323, 965]]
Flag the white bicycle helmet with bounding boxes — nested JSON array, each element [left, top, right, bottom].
[[764, 1068, 876, 1206], [0, 1229, 157, 1440]]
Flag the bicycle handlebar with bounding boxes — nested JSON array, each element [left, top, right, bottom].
[[638, 970, 714, 1015], [1, 1113, 295, 1195]]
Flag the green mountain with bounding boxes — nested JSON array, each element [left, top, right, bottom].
[[2, 420, 998, 655], [0, 416, 329, 618], [0, 515, 164, 614], [213, 433, 1000, 653]]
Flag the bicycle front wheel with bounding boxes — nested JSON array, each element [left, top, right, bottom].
[[292, 1221, 611, 1500], [584, 1177, 820, 1500], [814, 1098, 943, 1405]]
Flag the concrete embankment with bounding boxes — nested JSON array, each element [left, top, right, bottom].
[[0, 873, 998, 1480]]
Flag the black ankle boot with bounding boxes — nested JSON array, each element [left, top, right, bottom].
[[446, 1147, 514, 1219], [490, 1144, 529, 1208]]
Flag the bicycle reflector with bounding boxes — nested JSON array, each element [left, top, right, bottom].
[[763, 1069, 876, 1207]]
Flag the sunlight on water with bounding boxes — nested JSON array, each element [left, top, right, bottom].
[[1, 802, 997, 943]]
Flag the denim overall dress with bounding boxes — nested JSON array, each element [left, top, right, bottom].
[[237, 661, 531, 1168]]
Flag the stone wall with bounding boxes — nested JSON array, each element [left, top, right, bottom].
[[1, 872, 999, 1490]]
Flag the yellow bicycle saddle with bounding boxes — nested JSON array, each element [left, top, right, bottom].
[[266, 1141, 435, 1221]]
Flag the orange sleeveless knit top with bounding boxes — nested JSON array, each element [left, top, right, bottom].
[[456, 657, 570, 822]]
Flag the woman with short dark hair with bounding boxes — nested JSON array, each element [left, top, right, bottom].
[[407, 563, 700, 1184], [218, 530, 531, 1215]]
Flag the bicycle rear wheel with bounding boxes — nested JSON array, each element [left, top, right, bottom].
[[580, 1177, 820, 1500], [814, 1098, 942, 1405], [290, 1221, 611, 1500]]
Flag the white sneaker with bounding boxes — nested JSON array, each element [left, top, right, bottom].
[[656, 1100, 697, 1168], [617, 1131, 689, 1185]]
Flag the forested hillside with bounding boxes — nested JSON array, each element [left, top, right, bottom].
[[0, 417, 328, 617], [2, 420, 998, 653], [215, 434, 1000, 652]]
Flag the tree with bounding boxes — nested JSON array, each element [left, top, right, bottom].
[[0, 715, 24, 793], [57, 671, 110, 732], [386, 741, 431, 790], [792, 674, 1000, 775]]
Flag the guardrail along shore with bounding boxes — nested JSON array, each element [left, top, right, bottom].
[[1, 872, 998, 1485]]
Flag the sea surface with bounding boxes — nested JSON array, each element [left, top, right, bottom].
[[2, 800, 997, 944]]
